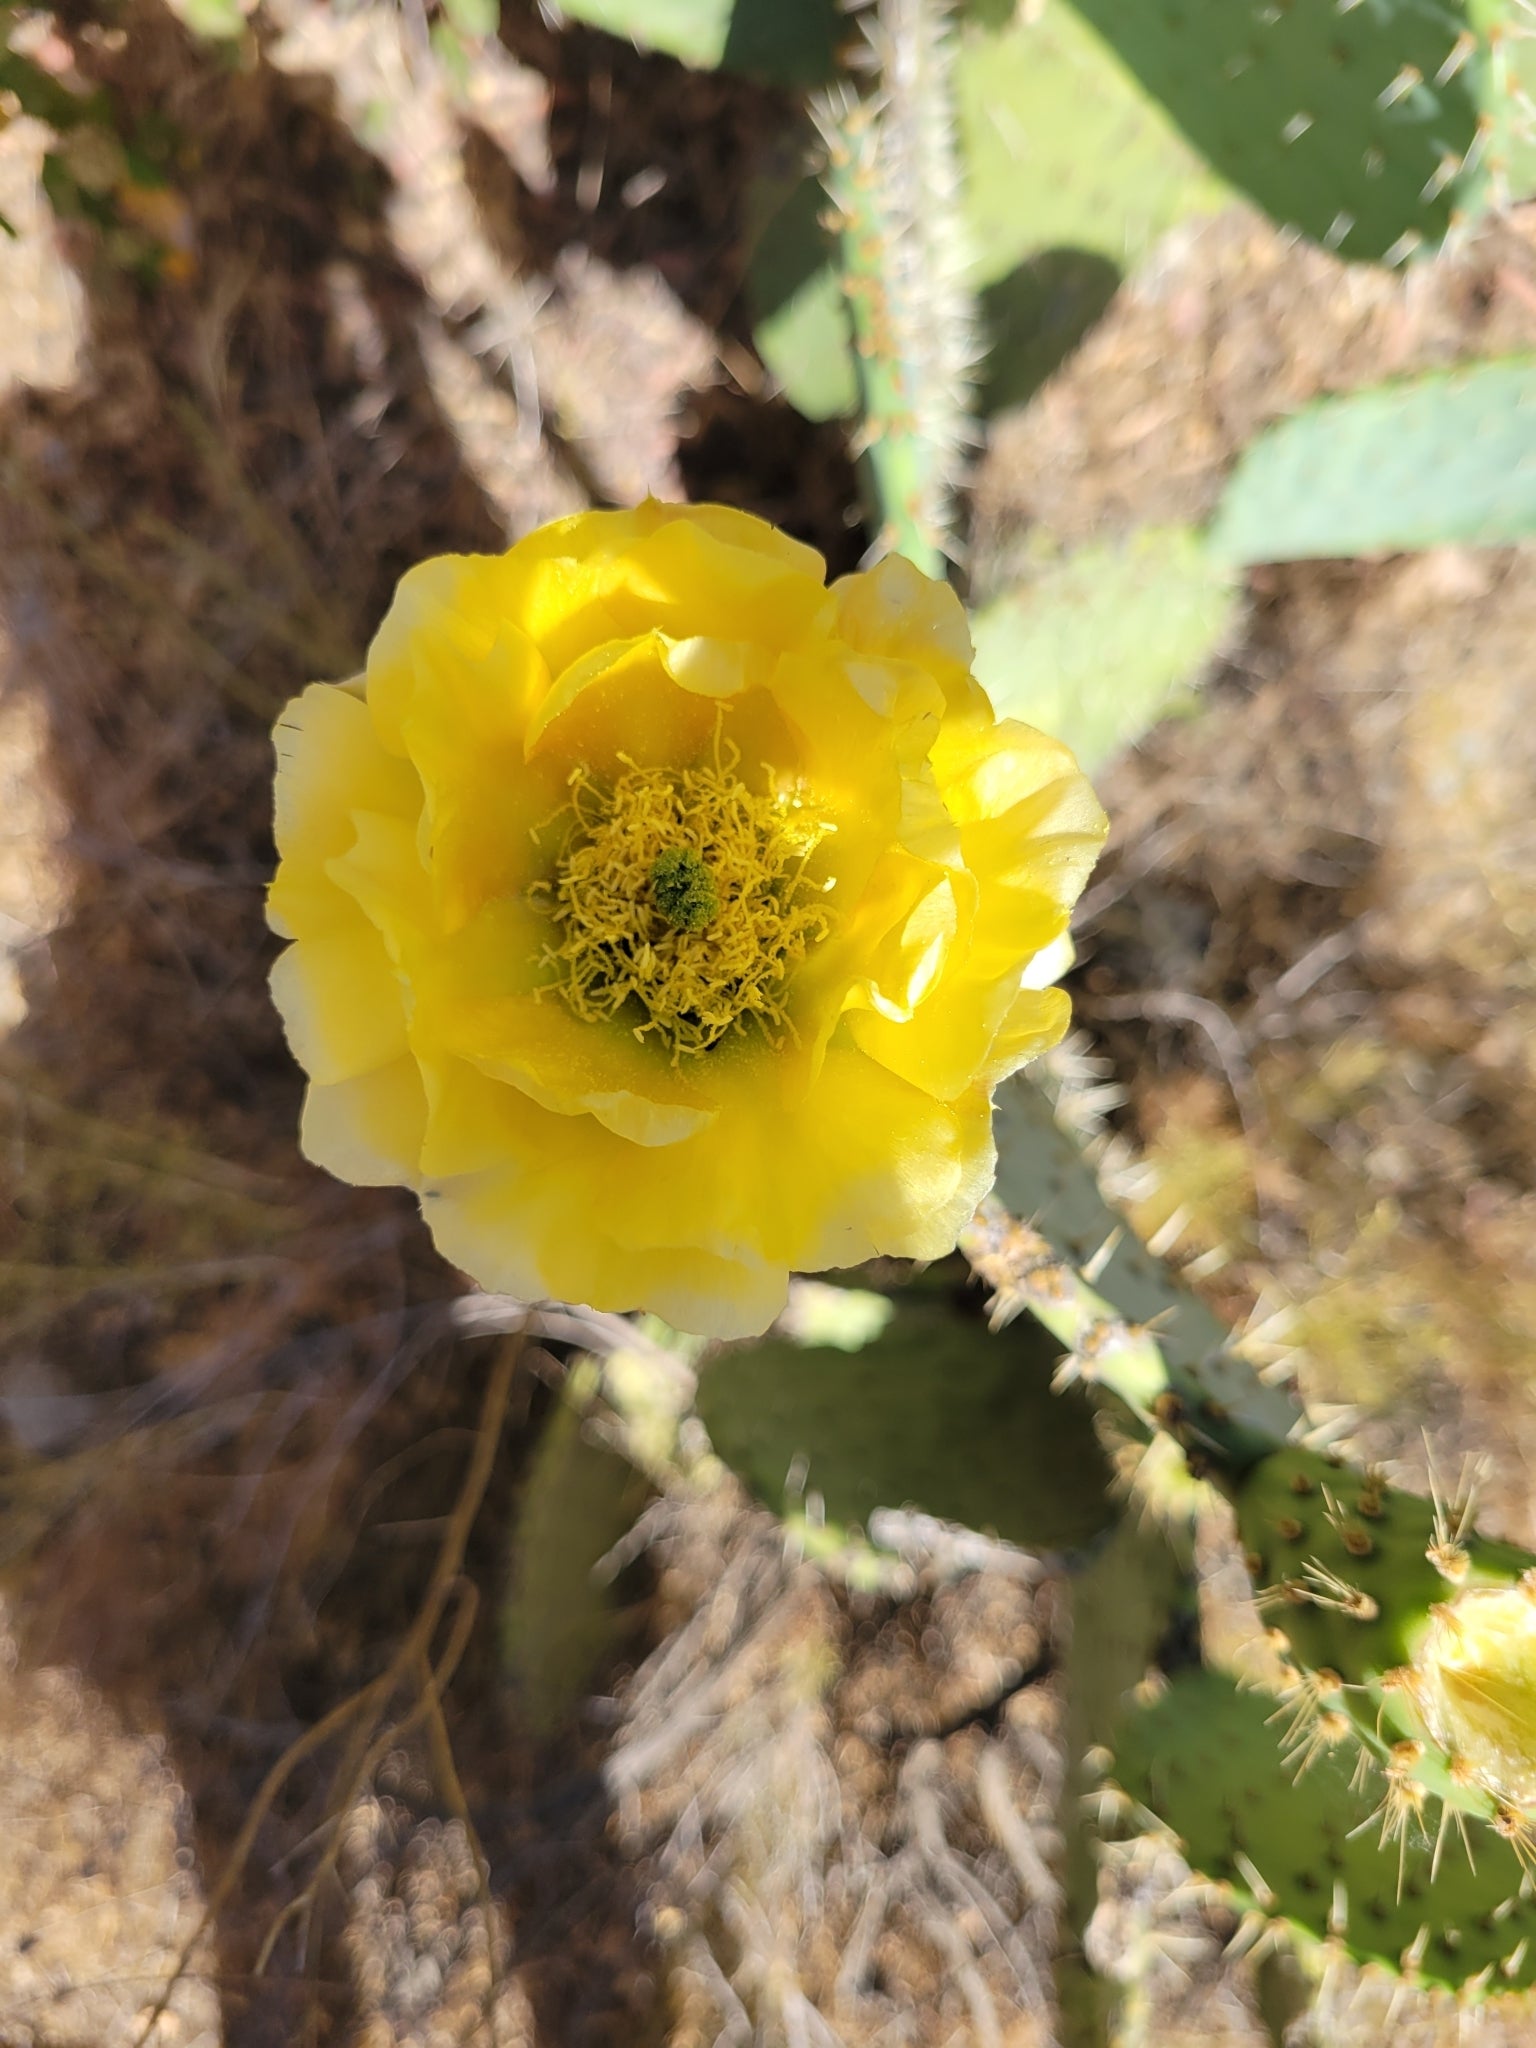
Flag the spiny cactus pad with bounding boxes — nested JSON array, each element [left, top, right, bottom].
[[1210, 359, 1536, 564], [1237, 1444, 1536, 1862], [1067, 0, 1528, 263], [502, 1388, 652, 1735], [695, 1296, 1117, 1555], [1112, 1666, 1536, 1994], [970, 1078, 1298, 1476], [814, 0, 977, 570]]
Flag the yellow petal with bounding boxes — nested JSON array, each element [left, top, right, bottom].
[[425, 1156, 788, 1336], [271, 683, 420, 870], [525, 633, 723, 770], [390, 622, 558, 928], [269, 920, 408, 1085], [603, 1042, 993, 1273], [602, 516, 832, 650], [852, 977, 1070, 1101], [934, 715, 1106, 834], [410, 893, 553, 1034], [325, 810, 435, 962], [833, 550, 973, 669], [366, 555, 550, 754], [447, 995, 717, 1147], [300, 1055, 427, 1186]]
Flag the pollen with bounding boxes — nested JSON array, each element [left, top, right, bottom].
[[534, 743, 832, 1059]]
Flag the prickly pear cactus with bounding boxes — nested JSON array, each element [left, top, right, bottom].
[[1236, 1443, 1536, 1871], [967, 1076, 1300, 1476], [972, 1067, 1536, 1888], [696, 1293, 1118, 1555], [1210, 358, 1536, 564], [1067, 0, 1535, 262], [1112, 1666, 1536, 1995]]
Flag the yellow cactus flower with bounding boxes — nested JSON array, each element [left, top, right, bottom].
[[267, 503, 1107, 1336]]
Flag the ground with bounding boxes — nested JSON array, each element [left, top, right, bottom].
[[3, 2, 1536, 2043]]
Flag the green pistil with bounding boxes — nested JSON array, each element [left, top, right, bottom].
[[650, 847, 719, 932]]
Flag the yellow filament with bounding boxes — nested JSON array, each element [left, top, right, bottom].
[[534, 745, 832, 1059]]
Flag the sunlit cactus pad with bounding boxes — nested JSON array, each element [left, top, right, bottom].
[[1211, 359, 1536, 562], [1111, 1667, 1536, 1995], [1066, 0, 1520, 261]]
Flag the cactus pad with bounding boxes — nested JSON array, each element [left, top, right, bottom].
[[1210, 359, 1536, 564], [554, 0, 843, 81], [1236, 1443, 1536, 1861], [1067, 0, 1525, 263], [746, 158, 859, 424], [969, 527, 1238, 775], [695, 1296, 1117, 1555], [1113, 1667, 1536, 1993]]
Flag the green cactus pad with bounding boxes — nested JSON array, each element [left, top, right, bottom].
[[1237, 1445, 1451, 1681], [977, 1080, 1298, 1475], [969, 527, 1238, 776], [748, 0, 1225, 432], [502, 1389, 651, 1735], [746, 159, 858, 424], [1233, 1443, 1536, 1847], [1112, 1667, 1536, 1994], [1211, 359, 1536, 564], [1067, 0, 1512, 263], [695, 1297, 1117, 1555], [1236, 1445, 1536, 1679], [554, 0, 844, 82], [957, 0, 1227, 285]]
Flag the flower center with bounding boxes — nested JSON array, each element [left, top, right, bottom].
[[536, 746, 832, 1059], [649, 846, 720, 933]]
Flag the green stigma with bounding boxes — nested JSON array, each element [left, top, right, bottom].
[[650, 846, 719, 932]]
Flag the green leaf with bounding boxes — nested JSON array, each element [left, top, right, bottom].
[[969, 527, 1238, 775], [1212, 358, 1536, 563], [697, 1296, 1117, 1554]]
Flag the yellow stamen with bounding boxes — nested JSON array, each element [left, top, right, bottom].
[[533, 745, 832, 1060]]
